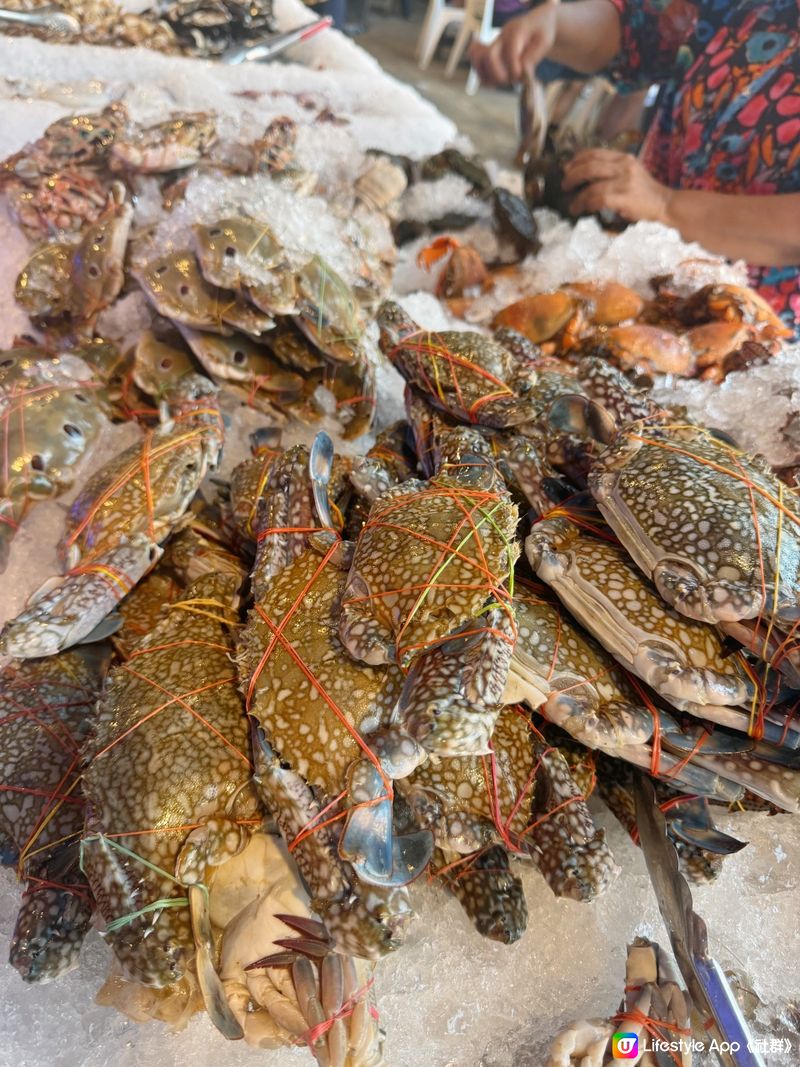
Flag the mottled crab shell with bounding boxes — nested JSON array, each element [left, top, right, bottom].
[[590, 424, 800, 627], [339, 457, 519, 668], [133, 250, 273, 337], [81, 572, 259, 988], [404, 702, 536, 849], [238, 542, 412, 958], [61, 376, 222, 564], [192, 217, 294, 301], [526, 515, 756, 719], [239, 545, 404, 807], [377, 300, 537, 428], [504, 589, 655, 754], [0, 644, 109, 982], [0, 348, 106, 569]]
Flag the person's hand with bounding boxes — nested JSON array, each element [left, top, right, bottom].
[[563, 148, 673, 223], [469, 0, 559, 86]]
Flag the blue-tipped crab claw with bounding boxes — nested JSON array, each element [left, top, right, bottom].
[[340, 761, 433, 886], [309, 431, 335, 530]]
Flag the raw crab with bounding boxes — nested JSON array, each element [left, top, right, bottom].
[[213, 831, 385, 1063], [0, 347, 106, 569], [81, 569, 376, 1062], [339, 429, 519, 669], [134, 249, 275, 337], [0, 374, 223, 658], [589, 423, 800, 630], [80, 570, 256, 1035], [400, 702, 618, 904], [192, 217, 299, 317], [505, 587, 800, 812], [377, 300, 537, 428], [238, 531, 419, 958], [526, 512, 764, 732], [110, 112, 217, 173], [0, 643, 110, 981]]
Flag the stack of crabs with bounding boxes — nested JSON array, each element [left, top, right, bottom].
[[1, 103, 800, 1067]]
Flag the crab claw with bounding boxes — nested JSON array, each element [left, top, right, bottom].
[[188, 883, 244, 1040], [309, 431, 335, 531], [547, 394, 616, 447], [340, 761, 433, 886], [417, 235, 460, 270]]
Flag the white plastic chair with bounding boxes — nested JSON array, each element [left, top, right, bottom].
[[444, 0, 497, 95], [416, 0, 467, 71]]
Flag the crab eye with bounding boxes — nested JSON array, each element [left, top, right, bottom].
[[209, 228, 222, 237], [88, 265, 100, 278], [30, 454, 45, 471], [74, 393, 88, 403], [224, 245, 236, 257], [0, 358, 15, 368], [63, 423, 82, 439], [160, 357, 173, 370], [233, 349, 246, 364], [179, 284, 190, 296], [155, 265, 168, 276]]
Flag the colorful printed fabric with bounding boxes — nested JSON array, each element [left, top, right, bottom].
[[608, 0, 800, 335]]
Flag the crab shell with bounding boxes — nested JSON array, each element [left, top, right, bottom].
[[110, 112, 217, 173], [0, 348, 106, 569], [339, 451, 519, 668], [526, 514, 757, 722], [589, 424, 800, 628], [61, 374, 223, 565], [81, 572, 260, 995], [192, 217, 299, 317], [238, 541, 412, 959], [69, 182, 133, 321], [405, 695, 617, 903], [0, 644, 110, 982], [133, 250, 274, 337], [377, 300, 538, 428]]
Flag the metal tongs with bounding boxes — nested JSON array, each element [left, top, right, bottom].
[[634, 775, 766, 1067], [0, 3, 79, 35], [222, 14, 332, 65]]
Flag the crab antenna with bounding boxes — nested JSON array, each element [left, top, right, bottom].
[[309, 431, 335, 530]]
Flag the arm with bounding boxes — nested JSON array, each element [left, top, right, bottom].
[[664, 189, 800, 267], [470, 0, 621, 87], [564, 149, 800, 267]]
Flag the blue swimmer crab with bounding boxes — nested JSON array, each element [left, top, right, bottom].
[[0, 642, 110, 981], [589, 423, 800, 631], [399, 701, 617, 905], [82, 570, 380, 1063], [0, 345, 106, 569], [504, 587, 800, 813], [0, 373, 222, 658], [237, 450, 421, 958]]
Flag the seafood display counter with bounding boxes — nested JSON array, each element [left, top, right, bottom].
[[1, 6, 799, 1066]]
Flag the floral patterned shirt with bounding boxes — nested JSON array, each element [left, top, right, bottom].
[[608, 0, 800, 335]]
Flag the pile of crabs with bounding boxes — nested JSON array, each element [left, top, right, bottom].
[[2, 105, 800, 1067], [0, 0, 276, 58]]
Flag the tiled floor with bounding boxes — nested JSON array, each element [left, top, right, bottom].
[[355, 7, 521, 167]]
